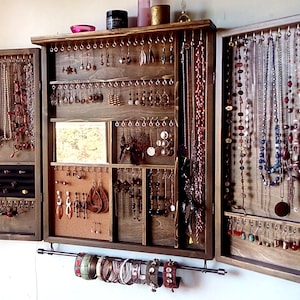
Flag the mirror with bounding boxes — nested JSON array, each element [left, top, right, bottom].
[[55, 122, 107, 164]]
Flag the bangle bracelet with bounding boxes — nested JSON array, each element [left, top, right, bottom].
[[74, 252, 85, 277], [108, 259, 121, 283], [96, 256, 105, 279], [163, 260, 180, 291], [100, 257, 113, 282], [80, 254, 98, 280], [119, 259, 133, 285], [131, 259, 142, 284], [88, 255, 98, 279]]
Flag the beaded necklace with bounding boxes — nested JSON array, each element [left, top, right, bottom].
[[23, 57, 35, 149], [258, 33, 282, 186], [223, 37, 235, 209], [1, 62, 13, 142], [238, 39, 248, 212], [192, 31, 206, 239]]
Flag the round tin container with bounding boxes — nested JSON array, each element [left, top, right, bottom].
[[106, 10, 128, 29], [150, 5, 170, 25]]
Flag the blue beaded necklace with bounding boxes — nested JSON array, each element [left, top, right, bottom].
[[258, 33, 282, 186]]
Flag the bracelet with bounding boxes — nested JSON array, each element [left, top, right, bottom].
[[163, 260, 180, 291], [96, 256, 105, 279], [99, 256, 113, 282], [131, 259, 142, 284], [80, 254, 98, 280], [146, 259, 162, 292], [119, 259, 133, 285], [88, 255, 98, 279], [74, 252, 85, 277], [108, 259, 121, 283]]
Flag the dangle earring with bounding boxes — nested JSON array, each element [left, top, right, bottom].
[[128, 92, 133, 105], [139, 39, 147, 65], [169, 35, 174, 63], [56, 190, 63, 219], [119, 40, 126, 64], [74, 192, 80, 218], [65, 191, 72, 219], [126, 39, 132, 64], [161, 43, 166, 64], [148, 38, 155, 63], [82, 192, 88, 219]]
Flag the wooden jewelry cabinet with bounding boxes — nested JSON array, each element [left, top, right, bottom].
[[31, 20, 216, 259]]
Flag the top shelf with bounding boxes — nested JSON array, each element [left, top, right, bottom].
[[31, 20, 216, 45]]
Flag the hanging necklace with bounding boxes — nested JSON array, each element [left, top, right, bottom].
[[258, 32, 282, 186], [236, 38, 248, 213], [192, 30, 206, 239], [23, 56, 35, 150], [223, 37, 235, 209], [2, 62, 13, 142]]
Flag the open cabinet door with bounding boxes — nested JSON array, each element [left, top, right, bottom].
[[215, 14, 300, 283], [0, 48, 42, 240]]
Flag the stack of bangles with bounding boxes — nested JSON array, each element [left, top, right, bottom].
[[74, 253, 145, 284], [74, 253, 180, 291]]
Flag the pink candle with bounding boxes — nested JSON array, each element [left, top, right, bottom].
[[137, 0, 151, 27]]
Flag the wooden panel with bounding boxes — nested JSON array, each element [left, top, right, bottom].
[[50, 165, 111, 241]]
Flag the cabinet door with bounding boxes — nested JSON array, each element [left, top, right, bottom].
[[215, 14, 300, 283], [0, 48, 42, 240]]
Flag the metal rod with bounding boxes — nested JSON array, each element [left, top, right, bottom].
[[36, 247, 227, 276]]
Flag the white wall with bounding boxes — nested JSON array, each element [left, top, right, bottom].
[[0, 1, 300, 299], [1, 0, 300, 48]]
